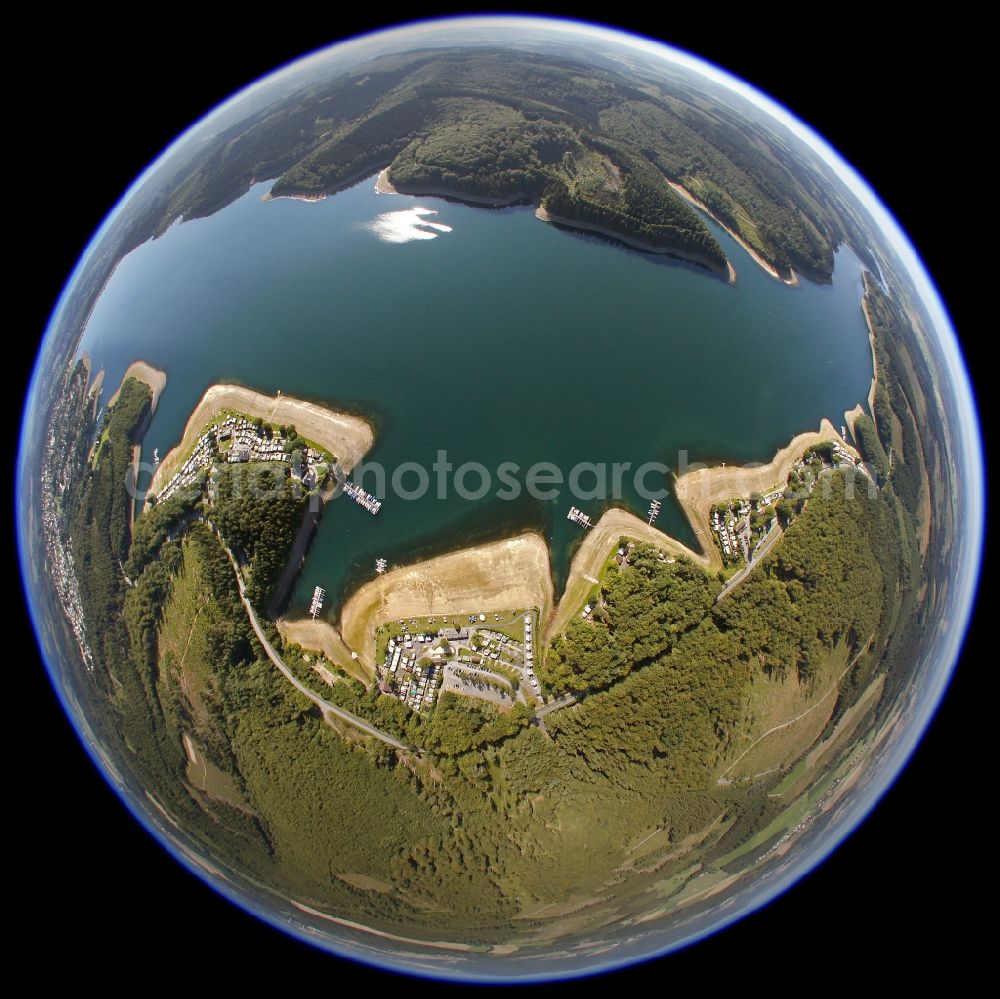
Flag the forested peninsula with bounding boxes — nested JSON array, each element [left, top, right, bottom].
[[129, 50, 857, 283]]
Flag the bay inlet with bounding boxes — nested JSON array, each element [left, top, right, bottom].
[[78, 173, 874, 616]]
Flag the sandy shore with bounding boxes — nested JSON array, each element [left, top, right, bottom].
[[672, 419, 856, 547], [861, 272, 880, 417], [262, 191, 328, 204], [547, 508, 716, 642], [377, 167, 531, 207], [549, 420, 864, 640], [843, 403, 865, 441], [535, 205, 733, 281], [147, 384, 374, 499], [374, 168, 397, 194], [340, 534, 554, 667], [277, 617, 373, 685], [667, 181, 798, 286], [109, 360, 167, 412], [379, 167, 733, 279]]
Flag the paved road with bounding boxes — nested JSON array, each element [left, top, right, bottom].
[[716, 521, 783, 603], [536, 692, 578, 718], [219, 541, 409, 751]]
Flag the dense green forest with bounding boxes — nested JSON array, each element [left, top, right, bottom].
[[545, 474, 893, 787], [545, 552, 718, 692], [131, 49, 861, 281], [209, 465, 307, 606], [43, 302, 943, 943], [378, 97, 726, 267], [268, 51, 850, 278], [69, 377, 152, 667], [849, 273, 947, 717], [29, 28, 956, 948], [42, 235, 952, 944]]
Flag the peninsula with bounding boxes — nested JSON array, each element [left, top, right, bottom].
[[376, 168, 734, 280], [147, 384, 373, 500], [340, 534, 553, 667], [108, 360, 167, 412]]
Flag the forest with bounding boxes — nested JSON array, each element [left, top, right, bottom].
[[42, 287, 940, 942], [35, 36, 952, 932], [127, 48, 857, 282], [541, 474, 892, 784]]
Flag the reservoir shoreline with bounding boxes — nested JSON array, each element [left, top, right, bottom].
[[534, 205, 735, 281], [131, 376, 862, 667], [861, 271, 880, 417], [146, 383, 374, 500], [82, 172, 874, 650], [377, 167, 733, 279], [667, 180, 799, 286]]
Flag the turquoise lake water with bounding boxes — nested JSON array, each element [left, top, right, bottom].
[[78, 175, 873, 615]]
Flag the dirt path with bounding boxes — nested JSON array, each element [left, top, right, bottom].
[[216, 534, 407, 750], [720, 632, 875, 778], [177, 609, 202, 672]]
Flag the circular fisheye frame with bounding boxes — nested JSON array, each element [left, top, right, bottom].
[[18, 15, 981, 982]]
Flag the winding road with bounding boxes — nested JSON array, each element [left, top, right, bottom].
[[219, 539, 409, 751]]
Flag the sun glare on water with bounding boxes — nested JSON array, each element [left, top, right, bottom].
[[368, 207, 454, 243]]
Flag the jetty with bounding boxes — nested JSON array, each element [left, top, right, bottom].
[[343, 480, 382, 514], [567, 506, 593, 529]]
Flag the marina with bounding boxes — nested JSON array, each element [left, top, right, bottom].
[[344, 480, 382, 515], [310, 585, 326, 619], [567, 506, 593, 529]]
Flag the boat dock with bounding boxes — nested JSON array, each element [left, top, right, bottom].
[[310, 586, 326, 620], [344, 480, 382, 514], [567, 506, 593, 529], [375, 558, 387, 574], [648, 499, 661, 525]]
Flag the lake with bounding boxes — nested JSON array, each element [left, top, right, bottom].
[[78, 174, 873, 614]]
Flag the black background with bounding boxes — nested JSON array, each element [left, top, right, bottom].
[[15, 7, 982, 990]]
